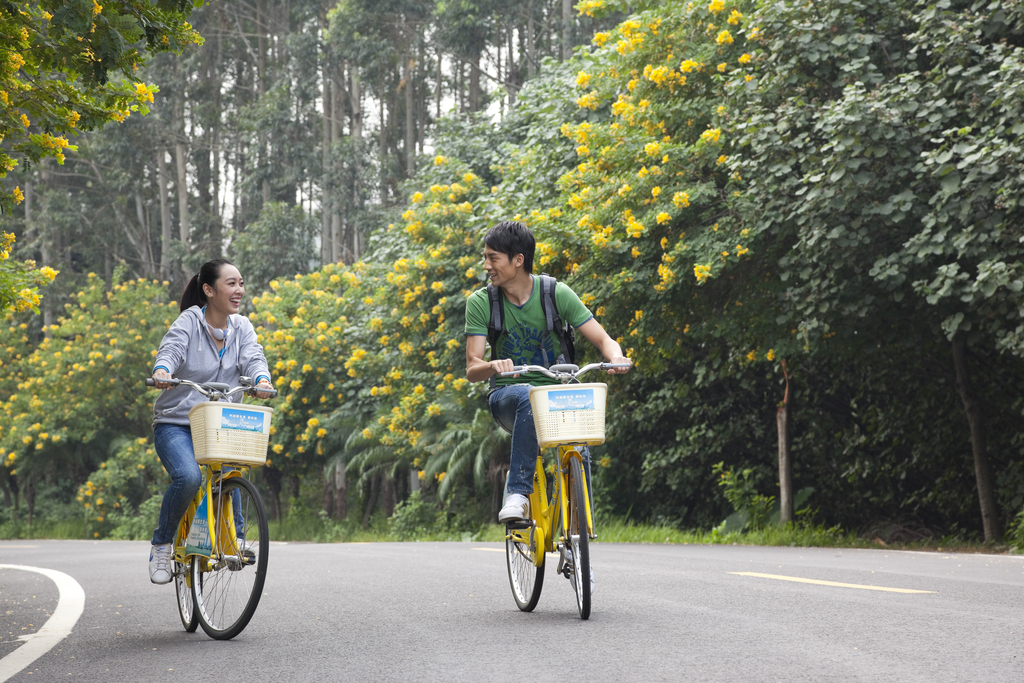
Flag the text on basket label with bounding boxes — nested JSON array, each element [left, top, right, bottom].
[[221, 408, 265, 432], [547, 388, 595, 412]]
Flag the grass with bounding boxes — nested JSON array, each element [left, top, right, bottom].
[[1, 511, 1013, 555]]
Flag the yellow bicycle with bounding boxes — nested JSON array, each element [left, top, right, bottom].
[[499, 362, 628, 620], [145, 376, 275, 640]]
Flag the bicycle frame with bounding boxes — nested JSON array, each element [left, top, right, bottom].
[[508, 443, 593, 568], [174, 464, 248, 569]]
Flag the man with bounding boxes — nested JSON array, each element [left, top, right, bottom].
[[464, 220, 631, 523]]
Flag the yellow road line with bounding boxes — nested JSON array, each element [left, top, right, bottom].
[[730, 571, 937, 594]]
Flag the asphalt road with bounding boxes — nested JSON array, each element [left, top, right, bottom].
[[1, 540, 1023, 682]]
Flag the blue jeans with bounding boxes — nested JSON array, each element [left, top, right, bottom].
[[489, 384, 594, 499], [152, 424, 202, 545]]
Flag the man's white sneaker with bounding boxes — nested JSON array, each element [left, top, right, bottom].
[[149, 543, 173, 584], [498, 494, 530, 523]]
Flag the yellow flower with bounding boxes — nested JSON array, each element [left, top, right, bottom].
[[717, 30, 734, 45], [577, 145, 590, 157], [635, 310, 643, 320], [673, 192, 690, 208], [680, 59, 700, 73], [728, 9, 743, 25], [576, 92, 599, 109], [593, 32, 610, 46], [718, 63, 727, 73], [766, 349, 776, 361], [738, 53, 752, 64], [411, 191, 424, 203], [576, 71, 591, 88], [12, 187, 24, 204], [701, 128, 722, 144], [631, 246, 641, 258], [651, 186, 661, 198], [317, 428, 327, 438], [272, 444, 284, 454], [434, 155, 448, 165], [708, 0, 724, 12], [656, 212, 671, 225], [694, 263, 712, 282], [20, 114, 30, 128], [746, 350, 757, 361], [644, 142, 661, 157]]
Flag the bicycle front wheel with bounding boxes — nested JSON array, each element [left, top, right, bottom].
[[192, 477, 269, 640], [506, 527, 544, 611], [175, 557, 198, 632], [567, 456, 591, 619]]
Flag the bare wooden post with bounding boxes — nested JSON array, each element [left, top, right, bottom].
[[777, 359, 794, 524]]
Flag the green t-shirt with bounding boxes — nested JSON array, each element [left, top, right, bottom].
[[465, 275, 593, 387]]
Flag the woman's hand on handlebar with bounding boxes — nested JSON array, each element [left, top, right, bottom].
[[153, 368, 174, 390], [606, 356, 632, 375], [255, 378, 275, 400]]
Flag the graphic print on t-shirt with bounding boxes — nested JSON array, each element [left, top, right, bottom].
[[499, 320, 556, 367]]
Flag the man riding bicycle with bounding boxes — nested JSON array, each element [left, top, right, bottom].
[[464, 220, 631, 523]]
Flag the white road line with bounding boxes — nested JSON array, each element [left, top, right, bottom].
[[730, 571, 937, 594], [0, 565, 85, 682]]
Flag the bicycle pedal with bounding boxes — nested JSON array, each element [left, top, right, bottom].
[[505, 520, 532, 531]]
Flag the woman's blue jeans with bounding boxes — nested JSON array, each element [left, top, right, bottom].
[[489, 384, 593, 500], [152, 423, 202, 546]]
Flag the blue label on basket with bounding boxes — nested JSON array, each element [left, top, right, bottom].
[[547, 388, 595, 412], [221, 408, 265, 432]]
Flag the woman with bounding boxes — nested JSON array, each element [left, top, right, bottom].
[[148, 258, 273, 584]]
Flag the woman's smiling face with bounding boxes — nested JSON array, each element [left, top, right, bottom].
[[203, 264, 244, 316]]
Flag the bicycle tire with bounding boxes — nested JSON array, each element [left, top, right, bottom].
[[567, 456, 591, 620], [191, 476, 269, 640], [175, 557, 199, 632], [506, 526, 544, 611]]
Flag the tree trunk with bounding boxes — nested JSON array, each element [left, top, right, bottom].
[[331, 67, 344, 261], [321, 55, 332, 265], [156, 149, 172, 280], [469, 51, 481, 112], [562, 0, 572, 61], [777, 360, 794, 524], [362, 472, 380, 527], [381, 474, 396, 518], [263, 468, 283, 523], [24, 477, 35, 526], [404, 54, 415, 175], [527, 0, 535, 78], [173, 96, 190, 279], [333, 461, 347, 519], [952, 335, 1000, 542]]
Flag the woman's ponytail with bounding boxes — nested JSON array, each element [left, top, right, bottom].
[[179, 258, 234, 312]]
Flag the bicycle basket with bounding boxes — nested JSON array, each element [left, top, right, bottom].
[[188, 402, 274, 467], [528, 383, 607, 449]]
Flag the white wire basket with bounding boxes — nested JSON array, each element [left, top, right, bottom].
[[528, 383, 608, 449], [188, 401, 274, 467]]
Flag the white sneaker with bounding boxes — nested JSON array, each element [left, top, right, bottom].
[[498, 494, 530, 523], [149, 543, 173, 584]]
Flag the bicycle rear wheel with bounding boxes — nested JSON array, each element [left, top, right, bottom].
[[192, 477, 269, 640], [567, 456, 591, 619], [506, 526, 544, 611]]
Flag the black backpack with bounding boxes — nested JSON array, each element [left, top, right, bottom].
[[487, 273, 576, 389]]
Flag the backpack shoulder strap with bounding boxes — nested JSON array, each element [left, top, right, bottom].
[[486, 284, 505, 391], [539, 273, 573, 365]]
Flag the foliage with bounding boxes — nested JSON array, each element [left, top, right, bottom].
[[712, 461, 775, 530], [0, 0, 203, 211], [0, 231, 57, 313]]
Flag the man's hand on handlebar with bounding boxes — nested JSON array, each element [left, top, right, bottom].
[[491, 358, 520, 379], [153, 368, 175, 390], [606, 356, 632, 375]]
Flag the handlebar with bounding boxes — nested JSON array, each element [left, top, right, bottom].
[[499, 362, 631, 383], [145, 375, 277, 400]]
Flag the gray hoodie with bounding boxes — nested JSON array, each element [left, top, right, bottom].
[[152, 306, 271, 427]]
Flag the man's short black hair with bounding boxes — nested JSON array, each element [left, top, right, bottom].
[[484, 220, 535, 274]]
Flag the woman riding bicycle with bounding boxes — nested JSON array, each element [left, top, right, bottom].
[[148, 258, 273, 584]]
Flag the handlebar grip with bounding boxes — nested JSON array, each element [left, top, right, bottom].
[[255, 388, 278, 398], [145, 378, 155, 386], [499, 366, 528, 377]]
